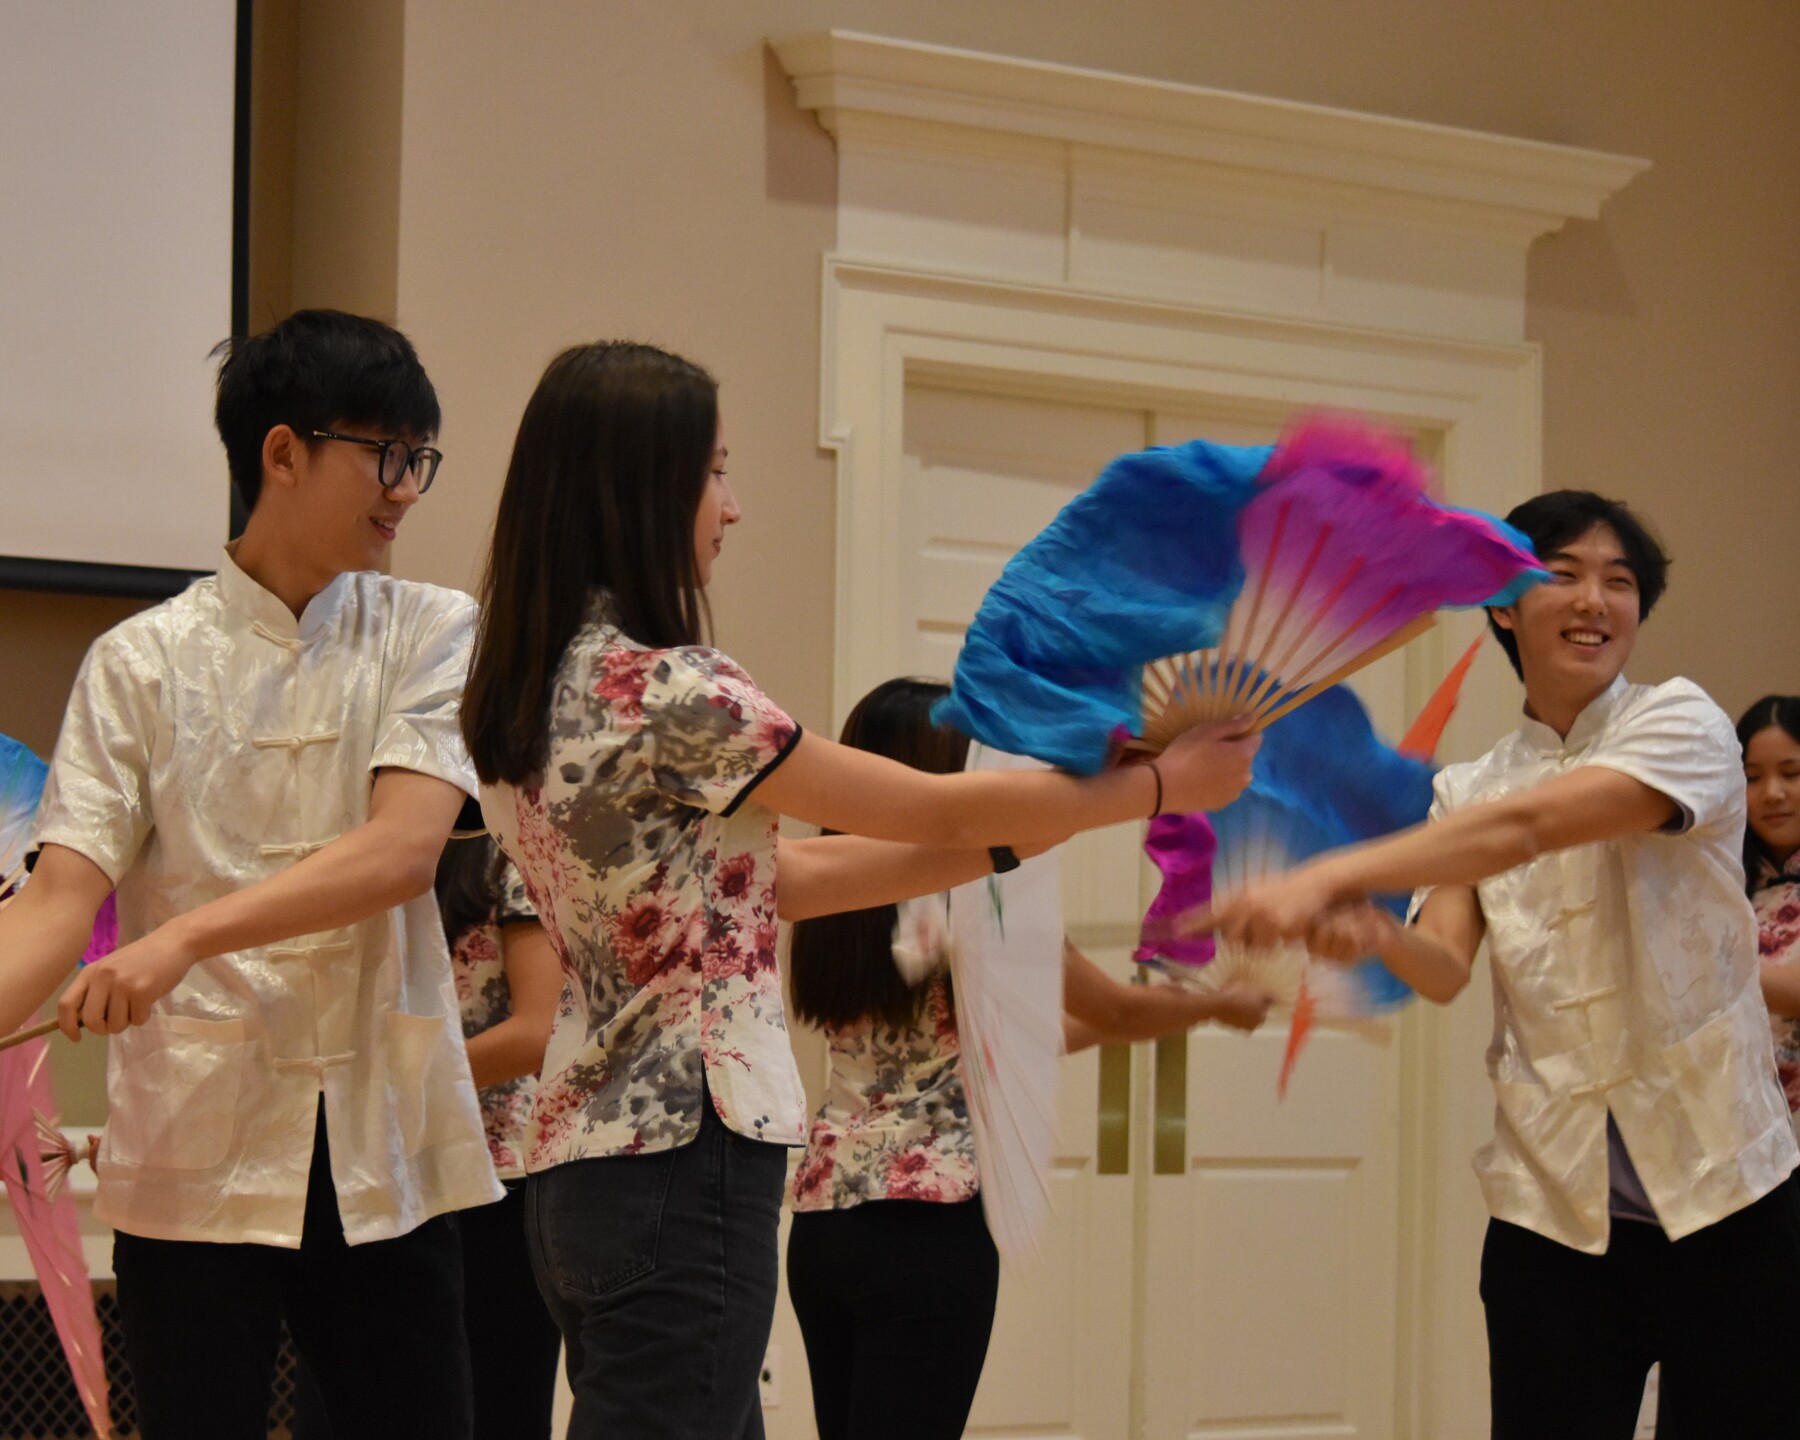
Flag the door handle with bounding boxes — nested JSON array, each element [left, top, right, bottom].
[[1096, 1042, 1131, 1175], [1153, 1029, 1187, 1175]]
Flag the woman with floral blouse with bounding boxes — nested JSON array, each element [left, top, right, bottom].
[[458, 342, 1261, 1440], [436, 837, 563, 1440], [786, 678, 1272, 1440], [1739, 696, 1800, 1140]]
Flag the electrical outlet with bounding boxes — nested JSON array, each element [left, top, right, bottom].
[[759, 1344, 781, 1408]]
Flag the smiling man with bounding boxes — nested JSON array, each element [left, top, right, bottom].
[[0, 310, 496, 1439], [1213, 491, 1800, 1439]]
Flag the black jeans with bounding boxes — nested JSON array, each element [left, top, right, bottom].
[[112, 1103, 472, 1440], [786, 1196, 1001, 1440], [460, 1177, 563, 1440], [525, 1099, 788, 1440], [1482, 1173, 1800, 1440]]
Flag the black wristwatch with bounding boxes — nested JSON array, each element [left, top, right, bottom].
[[989, 845, 1021, 874]]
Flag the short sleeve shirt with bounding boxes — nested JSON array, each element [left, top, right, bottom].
[[481, 595, 807, 1166], [448, 860, 541, 1178], [791, 970, 979, 1211], [1416, 675, 1796, 1251], [32, 545, 499, 1247]]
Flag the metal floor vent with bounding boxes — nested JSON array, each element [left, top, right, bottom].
[[0, 1280, 301, 1438]]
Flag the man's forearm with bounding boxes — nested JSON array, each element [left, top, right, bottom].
[[167, 820, 442, 967], [1310, 809, 1538, 906], [1312, 767, 1678, 905], [1369, 924, 1473, 1004], [0, 882, 106, 1034]]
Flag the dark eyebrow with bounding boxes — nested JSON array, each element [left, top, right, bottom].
[[1538, 549, 1634, 571]]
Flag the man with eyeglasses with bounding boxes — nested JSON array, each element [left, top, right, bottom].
[[0, 309, 495, 1439]]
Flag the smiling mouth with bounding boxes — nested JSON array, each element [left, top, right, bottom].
[[1561, 628, 1608, 649], [371, 518, 399, 541]]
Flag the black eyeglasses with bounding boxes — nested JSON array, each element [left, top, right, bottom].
[[308, 430, 443, 494]]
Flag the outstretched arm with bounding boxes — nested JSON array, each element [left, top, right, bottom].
[[0, 846, 113, 1036], [1306, 885, 1488, 1005], [1061, 941, 1271, 1052], [59, 768, 465, 1037], [775, 834, 1039, 921], [755, 723, 1258, 851], [1213, 765, 1675, 950]]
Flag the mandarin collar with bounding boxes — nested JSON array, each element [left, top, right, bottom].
[[1517, 673, 1629, 756], [216, 542, 355, 643]]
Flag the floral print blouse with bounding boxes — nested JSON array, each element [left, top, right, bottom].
[[448, 861, 539, 1179], [792, 970, 980, 1210], [1754, 853, 1800, 1137], [482, 594, 807, 1168]]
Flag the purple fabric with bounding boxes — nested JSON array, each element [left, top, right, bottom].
[[1134, 812, 1217, 968], [1236, 420, 1547, 682]]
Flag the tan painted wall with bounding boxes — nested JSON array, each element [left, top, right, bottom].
[[385, 0, 1800, 731]]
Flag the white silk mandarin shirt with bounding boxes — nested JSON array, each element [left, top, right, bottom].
[[1417, 676, 1797, 1253], [32, 546, 500, 1247]]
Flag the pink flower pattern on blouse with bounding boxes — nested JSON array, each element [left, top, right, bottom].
[[792, 971, 979, 1210], [447, 862, 539, 1177], [482, 594, 807, 1167], [1754, 854, 1800, 1129]]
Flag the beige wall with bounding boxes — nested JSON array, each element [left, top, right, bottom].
[[381, 0, 1800, 733]]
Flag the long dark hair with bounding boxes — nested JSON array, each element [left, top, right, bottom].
[[463, 342, 718, 785], [788, 680, 970, 1029], [436, 835, 505, 943], [1738, 694, 1800, 893]]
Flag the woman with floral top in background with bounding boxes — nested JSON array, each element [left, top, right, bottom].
[[785, 678, 1272, 1440], [459, 341, 1261, 1440], [1739, 696, 1800, 1139], [435, 836, 563, 1440]]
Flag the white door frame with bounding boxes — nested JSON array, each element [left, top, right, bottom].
[[815, 255, 1538, 1433]]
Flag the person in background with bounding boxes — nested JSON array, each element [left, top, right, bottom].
[[784, 677, 1272, 1440], [437, 835, 564, 1440], [1738, 695, 1800, 1138]]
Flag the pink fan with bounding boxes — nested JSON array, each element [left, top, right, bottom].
[[0, 730, 114, 1435], [0, 1037, 111, 1437], [1137, 416, 1540, 746]]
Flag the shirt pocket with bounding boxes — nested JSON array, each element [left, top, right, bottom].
[[385, 1011, 472, 1157], [106, 1015, 249, 1171], [1658, 994, 1774, 1163]]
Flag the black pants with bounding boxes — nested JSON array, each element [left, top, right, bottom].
[[460, 1177, 562, 1440], [786, 1196, 1001, 1440], [1482, 1173, 1800, 1440], [525, 1098, 788, 1440], [112, 1104, 472, 1440]]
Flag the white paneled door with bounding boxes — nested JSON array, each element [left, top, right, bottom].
[[873, 386, 1407, 1440]]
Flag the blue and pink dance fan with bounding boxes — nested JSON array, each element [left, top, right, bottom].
[[936, 414, 1543, 772]]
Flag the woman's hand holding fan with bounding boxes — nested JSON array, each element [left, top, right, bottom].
[[1145, 720, 1262, 815]]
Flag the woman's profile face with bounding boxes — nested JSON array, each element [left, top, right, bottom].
[[691, 414, 739, 587], [1745, 723, 1800, 865]]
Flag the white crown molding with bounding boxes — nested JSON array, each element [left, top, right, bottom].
[[772, 30, 1648, 238]]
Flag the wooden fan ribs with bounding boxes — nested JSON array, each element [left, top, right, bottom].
[[1136, 505, 1438, 750]]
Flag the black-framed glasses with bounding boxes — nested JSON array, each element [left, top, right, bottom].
[[308, 429, 443, 493]]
